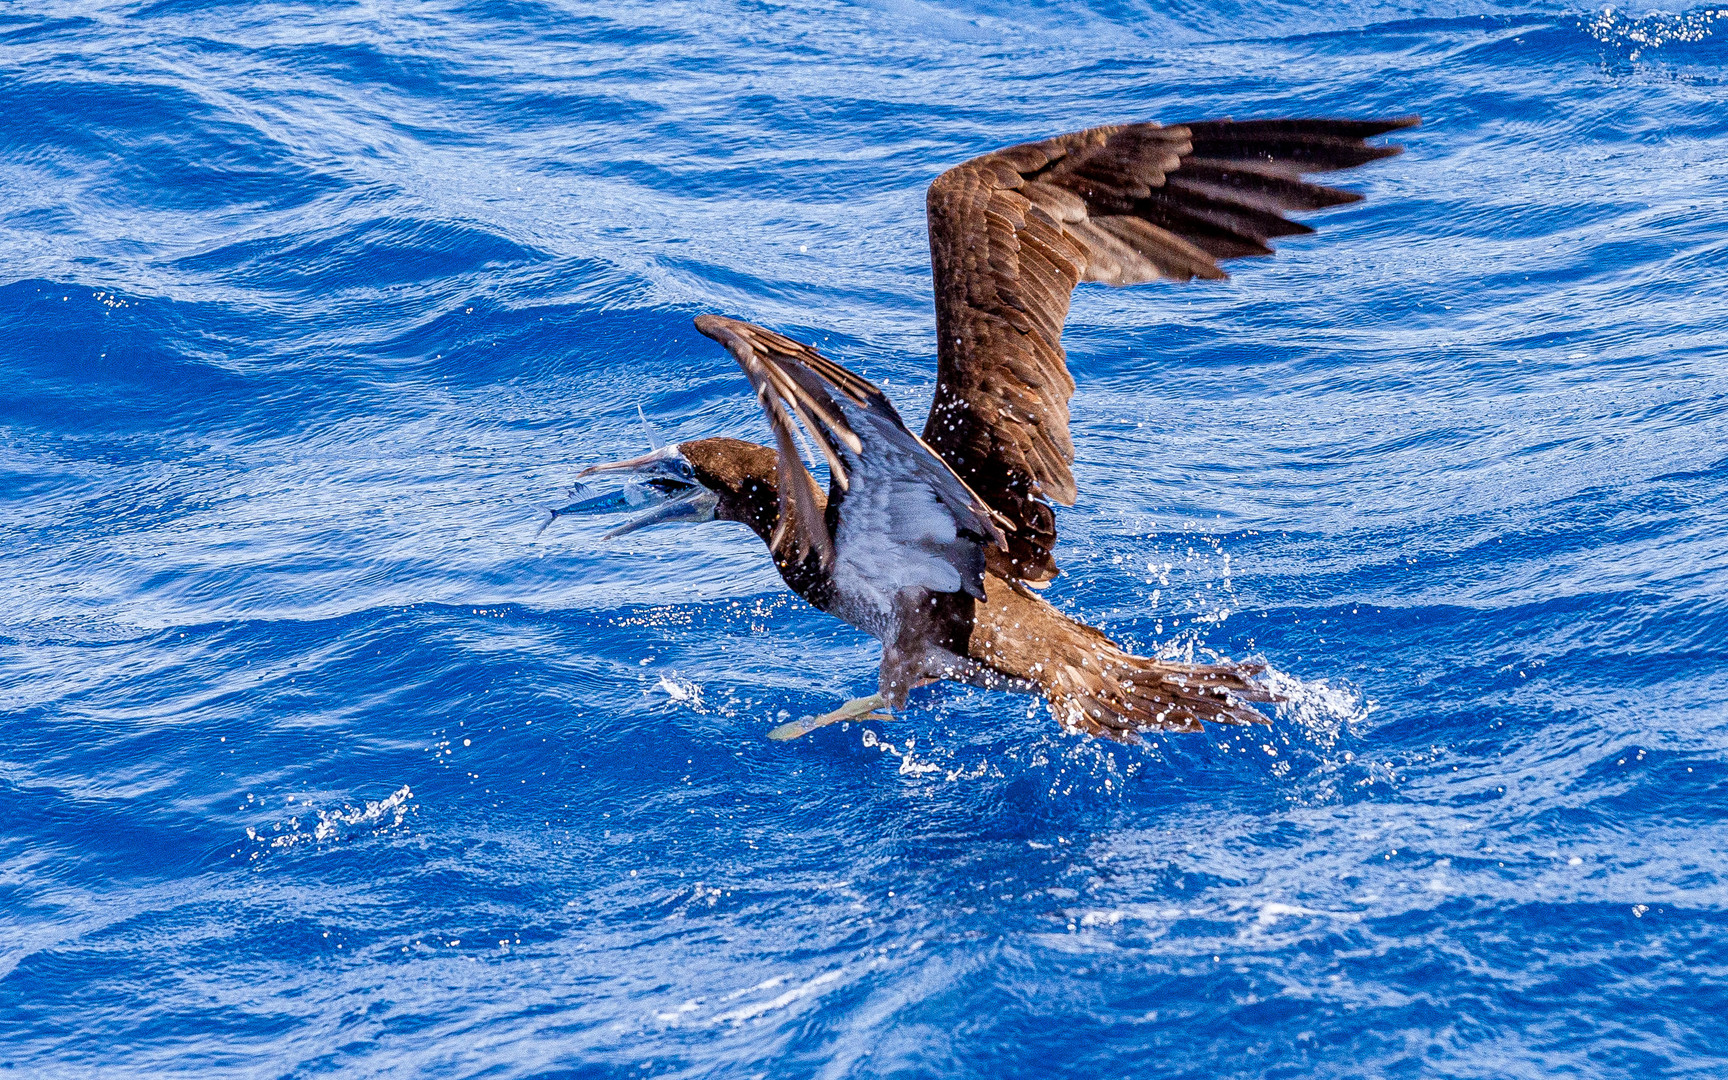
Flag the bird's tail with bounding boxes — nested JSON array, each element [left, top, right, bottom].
[[970, 577, 1277, 738], [1042, 645, 1275, 738]]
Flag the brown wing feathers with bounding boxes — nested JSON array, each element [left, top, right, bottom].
[[923, 115, 1417, 583], [694, 314, 864, 567]]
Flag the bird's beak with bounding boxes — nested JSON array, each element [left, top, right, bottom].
[[601, 487, 719, 538], [575, 446, 684, 482], [543, 444, 718, 538]]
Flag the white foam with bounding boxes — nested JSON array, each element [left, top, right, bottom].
[[654, 673, 702, 707], [859, 728, 941, 776], [1262, 664, 1373, 750], [311, 784, 414, 842], [241, 785, 416, 858]]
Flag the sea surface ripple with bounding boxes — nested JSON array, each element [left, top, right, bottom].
[[3, 1, 1728, 1076]]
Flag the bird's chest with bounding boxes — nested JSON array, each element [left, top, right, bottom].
[[827, 570, 910, 642], [829, 577, 980, 698], [829, 538, 966, 643]]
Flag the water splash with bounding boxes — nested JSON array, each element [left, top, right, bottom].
[[241, 785, 416, 859], [1585, 5, 1726, 61], [860, 727, 942, 777], [654, 672, 703, 708], [1264, 664, 1374, 752]]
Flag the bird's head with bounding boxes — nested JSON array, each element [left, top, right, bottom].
[[553, 437, 785, 542]]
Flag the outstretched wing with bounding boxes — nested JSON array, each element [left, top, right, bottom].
[[694, 315, 1006, 598], [922, 116, 1418, 582]]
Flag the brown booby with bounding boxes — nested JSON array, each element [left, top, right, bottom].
[[561, 116, 1416, 740]]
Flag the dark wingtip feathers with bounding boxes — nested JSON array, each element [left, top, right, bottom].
[[1180, 115, 1419, 174]]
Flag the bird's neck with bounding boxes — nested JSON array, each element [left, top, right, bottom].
[[717, 480, 785, 546], [718, 482, 835, 612]]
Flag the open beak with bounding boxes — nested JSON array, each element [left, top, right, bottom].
[[539, 444, 718, 538], [600, 487, 719, 538]]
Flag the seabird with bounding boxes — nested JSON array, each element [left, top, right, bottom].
[[562, 116, 1417, 740]]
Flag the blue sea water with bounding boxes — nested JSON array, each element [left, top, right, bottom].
[[4, 0, 1728, 1075]]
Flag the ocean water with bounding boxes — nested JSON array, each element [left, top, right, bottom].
[[4, 0, 1728, 1076]]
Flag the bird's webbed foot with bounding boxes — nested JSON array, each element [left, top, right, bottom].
[[767, 693, 891, 741]]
